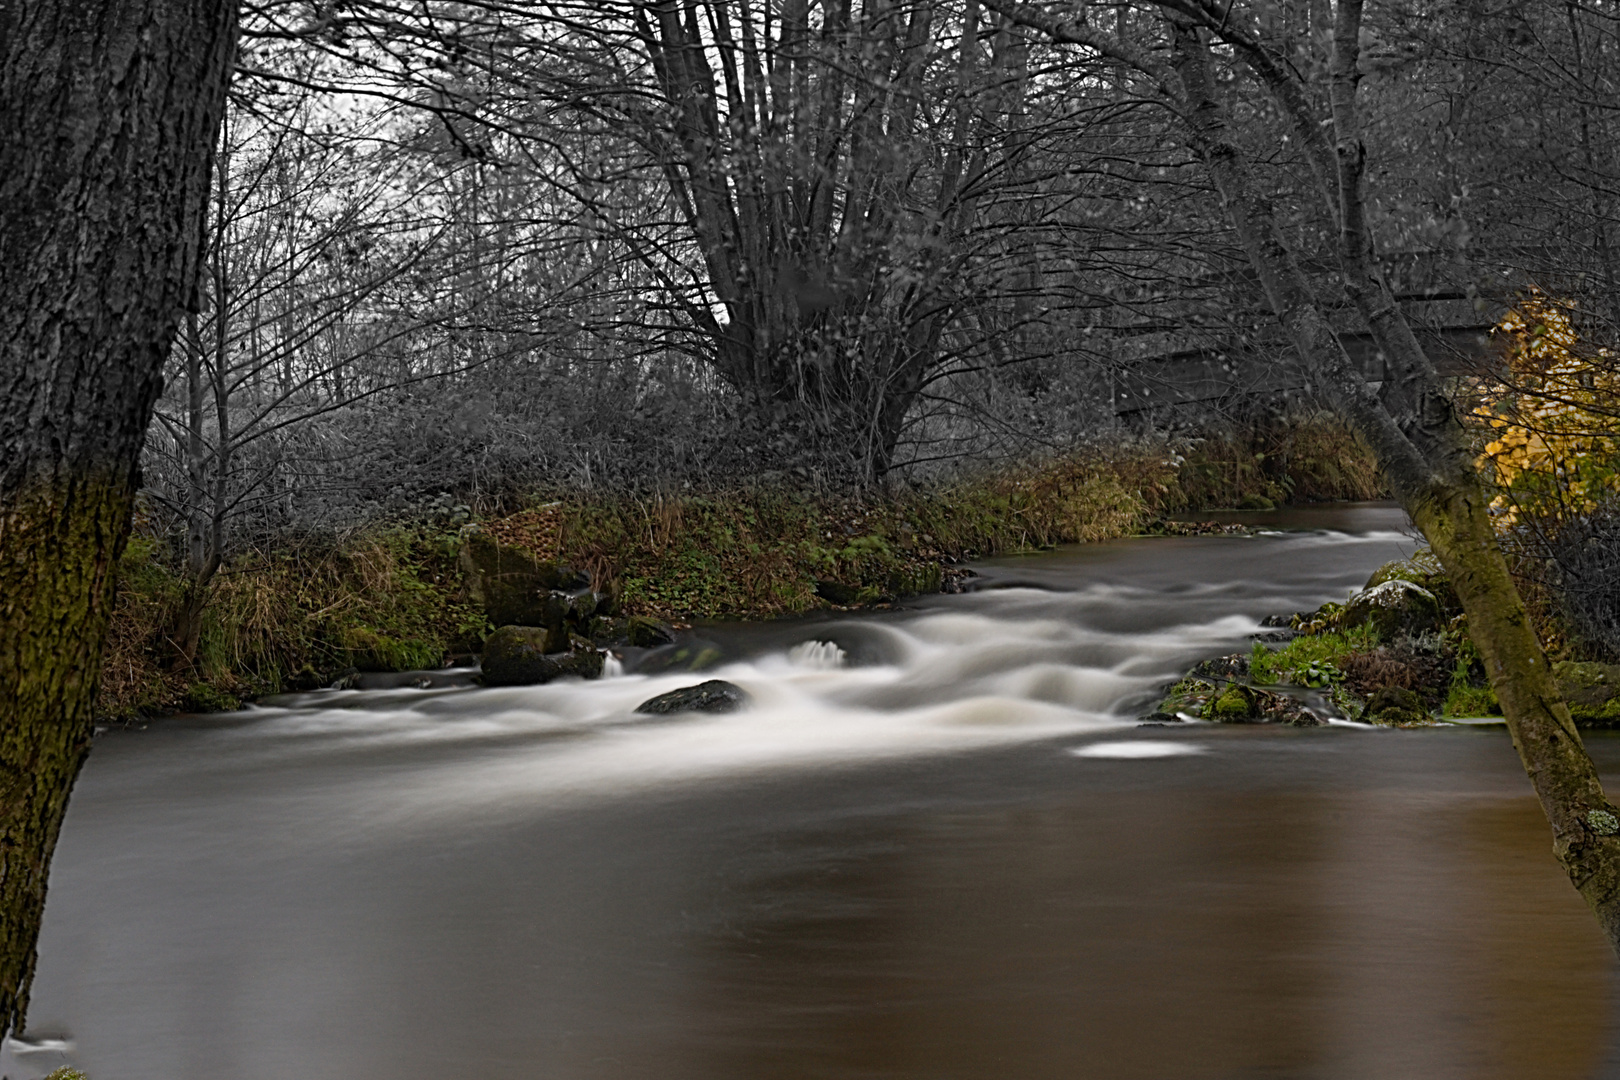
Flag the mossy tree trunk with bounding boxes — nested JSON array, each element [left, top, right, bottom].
[[985, 0, 1620, 949], [0, 0, 238, 1035]]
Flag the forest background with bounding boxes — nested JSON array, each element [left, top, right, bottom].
[[103, 0, 1620, 719]]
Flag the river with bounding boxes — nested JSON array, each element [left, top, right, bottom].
[[11, 503, 1620, 1079]]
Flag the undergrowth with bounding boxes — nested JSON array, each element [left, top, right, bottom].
[[98, 415, 1385, 719]]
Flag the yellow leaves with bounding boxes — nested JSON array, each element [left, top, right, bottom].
[[1475, 292, 1620, 528]]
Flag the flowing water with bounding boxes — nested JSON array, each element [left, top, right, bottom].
[[13, 503, 1620, 1079]]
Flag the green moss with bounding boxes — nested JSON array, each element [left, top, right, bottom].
[[1210, 685, 1258, 721], [1443, 682, 1501, 717]]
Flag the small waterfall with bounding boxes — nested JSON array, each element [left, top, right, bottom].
[[787, 640, 847, 669]]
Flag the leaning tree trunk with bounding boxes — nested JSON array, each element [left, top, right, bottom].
[[0, 0, 238, 1036], [1160, 13, 1620, 946], [977, 0, 1620, 953]]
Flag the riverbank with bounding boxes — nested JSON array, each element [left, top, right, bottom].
[[96, 418, 1383, 720]]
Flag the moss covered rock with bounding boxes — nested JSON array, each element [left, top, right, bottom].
[[1341, 579, 1442, 639], [1366, 548, 1460, 615], [634, 639, 726, 675], [1554, 661, 1620, 727], [480, 625, 604, 686]]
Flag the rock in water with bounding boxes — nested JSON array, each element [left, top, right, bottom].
[[481, 625, 604, 686], [634, 639, 725, 674], [1340, 579, 1442, 639], [635, 680, 751, 715]]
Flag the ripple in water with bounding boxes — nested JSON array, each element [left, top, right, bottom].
[[1069, 740, 1206, 759]]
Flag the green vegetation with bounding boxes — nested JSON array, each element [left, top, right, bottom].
[[98, 527, 483, 721], [98, 418, 1386, 720], [1249, 627, 1377, 713]]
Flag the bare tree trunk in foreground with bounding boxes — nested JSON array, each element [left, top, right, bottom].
[[0, 0, 238, 1034]]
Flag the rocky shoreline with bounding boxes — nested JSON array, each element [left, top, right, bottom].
[[1144, 551, 1620, 729]]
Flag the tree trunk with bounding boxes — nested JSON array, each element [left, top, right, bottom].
[[1161, 13, 1620, 948], [0, 0, 238, 1036]]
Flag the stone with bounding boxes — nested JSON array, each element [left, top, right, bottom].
[[1157, 677, 1218, 718], [626, 615, 676, 649], [634, 639, 726, 674], [481, 625, 604, 686], [1554, 661, 1620, 727], [1191, 653, 1250, 681], [1365, 548, 1458, 613], [635, 679, 751, 715], [1340, 579, 1442, 639]]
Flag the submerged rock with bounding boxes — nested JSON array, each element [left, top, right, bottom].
[[634, 639, 725, 675], [635, 679, 751, 715], [1340, 579, 1442, 639], [480, 625, 604, 686]]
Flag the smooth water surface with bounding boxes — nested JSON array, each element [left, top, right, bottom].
[[15, 503, 1620, 1079]]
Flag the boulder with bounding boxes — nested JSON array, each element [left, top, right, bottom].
[[1554, 661, 1620, 727], [635, 679, 751, 715], [481, 625, 604, 686], [1360, 685, 1432, 726], [1366, 549, 1458, 612], [634, 638, 725, 675], [1340, 579, 1442, 639]]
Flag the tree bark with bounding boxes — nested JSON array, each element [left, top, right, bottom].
[[0, 0, 238, 1035]]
